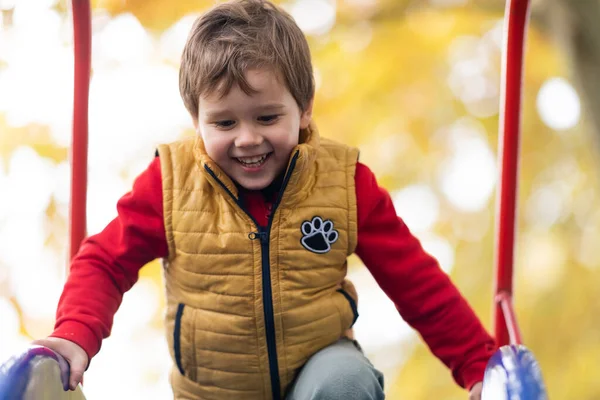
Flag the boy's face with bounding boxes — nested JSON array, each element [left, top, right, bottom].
[[195, 68, 313, 191]]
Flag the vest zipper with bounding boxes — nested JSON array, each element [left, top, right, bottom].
[[250, 227, 280, 399], [205, 151, 299, 400]]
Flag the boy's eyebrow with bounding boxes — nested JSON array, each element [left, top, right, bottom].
[[204, 110, 231, 120], [204, 104, 287, 120], [255, 103, 286, 111]]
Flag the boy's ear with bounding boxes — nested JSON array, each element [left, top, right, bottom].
[[299, 98, 314, 129], [192, 117, 199, 130]]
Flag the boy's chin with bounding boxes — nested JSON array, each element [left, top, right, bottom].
[[236, 176, 274, 191]]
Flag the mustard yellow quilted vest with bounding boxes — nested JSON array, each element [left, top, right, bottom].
[[157, 124, 359, 400]]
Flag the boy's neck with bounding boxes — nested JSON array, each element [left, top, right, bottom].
[[260, 172, 284, 200], [236, 172, 285, 202]]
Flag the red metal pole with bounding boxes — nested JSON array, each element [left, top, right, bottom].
[[69, 0, 91, 261], [496, 292, 523, 345], [493, 0, 531, 346]]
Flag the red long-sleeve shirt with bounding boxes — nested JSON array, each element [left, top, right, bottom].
[[51, 157, 496, 389]]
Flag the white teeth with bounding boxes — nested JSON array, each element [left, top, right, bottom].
[[237, 154, 268, 166]]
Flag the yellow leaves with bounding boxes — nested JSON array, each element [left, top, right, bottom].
[[312, 9, 501, 184], [389, 344, 465, 400], [307, 6, 600, 400], [91, 0, 215, 31], [0, 117, 67, 163], [515, 263, 600, 399], [3, 1, 600, 398]]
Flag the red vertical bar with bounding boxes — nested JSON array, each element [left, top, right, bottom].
[[69, 0, 91, 262], [497, 292, 523, 345], [493, 0, 531, 346]]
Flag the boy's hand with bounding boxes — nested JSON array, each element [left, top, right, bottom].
[[32, 337, 88, 391], [469, 382, 483, 400]]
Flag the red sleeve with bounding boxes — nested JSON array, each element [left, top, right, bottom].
[[50, 157, 167, 361], [354, 162, 496, 390]]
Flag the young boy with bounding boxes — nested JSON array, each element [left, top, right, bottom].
[[35, 0, 496, 398]]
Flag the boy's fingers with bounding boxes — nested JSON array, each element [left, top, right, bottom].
[[31, 338, 87, 391], [69, 370, 83, 391], [67, 355, 87, 390], [469, 382, 483, 400]]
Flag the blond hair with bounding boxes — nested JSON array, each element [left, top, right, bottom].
[[179, 0, 314, 120]]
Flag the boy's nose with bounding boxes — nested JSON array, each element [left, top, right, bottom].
[[235, 127, 264, 147]]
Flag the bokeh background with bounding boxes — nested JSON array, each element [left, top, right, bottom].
[[1, 0, 600, 398]]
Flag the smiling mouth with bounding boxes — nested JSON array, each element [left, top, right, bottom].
[[236, 152, 272, 168]]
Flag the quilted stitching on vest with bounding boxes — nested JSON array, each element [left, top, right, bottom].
[[158, 124, 359, 400]]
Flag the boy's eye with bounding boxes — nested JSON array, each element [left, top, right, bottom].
[[214, 120, 236, 128], [257, 115, 279, 123]]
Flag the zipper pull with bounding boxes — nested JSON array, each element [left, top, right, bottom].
[[265, 203, 273, 222], [248, 231, 268, 244]]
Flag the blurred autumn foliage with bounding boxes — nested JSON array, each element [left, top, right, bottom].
[[2, 0, 600, 399]]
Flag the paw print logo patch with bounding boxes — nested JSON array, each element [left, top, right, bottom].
[[300, 216, 338, 254]]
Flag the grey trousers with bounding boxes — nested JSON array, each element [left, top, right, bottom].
[[286, 339, 385, 400]]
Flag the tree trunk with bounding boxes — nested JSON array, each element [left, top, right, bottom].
[[540, 0, 600, 153]]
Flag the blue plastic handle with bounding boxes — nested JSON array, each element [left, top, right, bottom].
[[0, 345, 71, 399], [482, 345, 548, 400]]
